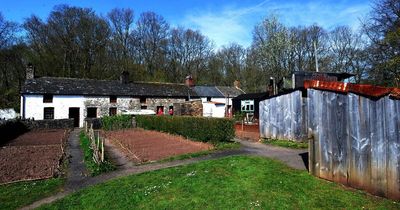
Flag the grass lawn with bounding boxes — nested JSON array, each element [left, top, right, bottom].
[[261, 138, 308, 149], [38, 156, 398, 210], [158, 141, 241, 163], [0, 178, 64, 210]]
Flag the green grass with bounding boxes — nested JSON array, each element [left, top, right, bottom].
[[158, 142, 241, 163], [0, 178, 64, 210], [79, 132, 115, 176], [261, 138, 309, 149], [38, 156, 399, 210]]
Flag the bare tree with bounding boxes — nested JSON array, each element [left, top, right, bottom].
[[24, 5, 111, 78], [215, 43, 246, 85], [167, 27, 213, 82], [108, 8, 135, 73], [362, 0, 400, 86], [251, 16, 291, 80], [134, 12, 169, 79]]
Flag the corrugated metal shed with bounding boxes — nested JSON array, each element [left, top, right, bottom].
[[304, 80, 400, 99]]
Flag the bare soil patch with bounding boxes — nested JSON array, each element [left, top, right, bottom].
[[104, 129, 213, 163], [235, 124, 260, 142], [5, 129, 66, 146], [0, 129, 68, 184]]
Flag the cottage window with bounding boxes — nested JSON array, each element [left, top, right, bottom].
[[87, 107, 97, 118], [140, 97, 146, 103], [43, 94, 53, 103], [43, 107, 54, 119], [109, 107, 117, 116], [241, 100, 254, 112], [110, 96, 117, 103], [141, 105, 147, 109]]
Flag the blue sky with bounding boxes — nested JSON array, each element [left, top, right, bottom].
[[1, 0, 372, 48]]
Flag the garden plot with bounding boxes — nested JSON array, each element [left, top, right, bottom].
[[0, 129, 68, 184], [104, 128, 213, 163]]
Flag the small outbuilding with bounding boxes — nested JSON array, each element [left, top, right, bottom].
[[232, 92, 269, 121]]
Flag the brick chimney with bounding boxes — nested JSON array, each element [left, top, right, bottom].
[[185, 75, 194, 87], [234, 80, 241, 89], [120, 71, 129, 84], [26, 63, 34, 80]]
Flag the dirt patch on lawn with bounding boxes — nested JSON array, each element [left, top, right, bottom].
[[235, 124, 260, 142], [0, 129, 68, 184], [104, 129, 213, 163]]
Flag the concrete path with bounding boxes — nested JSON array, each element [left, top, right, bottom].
[[64, 129, 89, 191], [21, 133, 308, 209], [235, 138, 309, 170]]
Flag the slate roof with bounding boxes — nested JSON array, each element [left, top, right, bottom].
[[233, 92, 270, 100], [21, 77, 197, 97], [216, 86, 245, 97], [192, 86, 224, 97]]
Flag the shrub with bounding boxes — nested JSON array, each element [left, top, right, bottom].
[[136, 115, 235, 142], [101, 115, 132, 131]]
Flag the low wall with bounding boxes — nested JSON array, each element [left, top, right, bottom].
[[24, 119, 74, 130]]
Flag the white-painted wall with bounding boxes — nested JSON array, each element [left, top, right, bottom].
[[23, 95, 85, 127], [200, 97, 233, 118], [22, 95, 136, 127]]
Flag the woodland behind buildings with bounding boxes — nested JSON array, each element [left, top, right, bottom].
[[0, 0, 399, 110]]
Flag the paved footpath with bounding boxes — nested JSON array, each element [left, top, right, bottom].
[[235, 138, 308, 170], [65, 129, 88, 191], [21, 133, 308, 209]]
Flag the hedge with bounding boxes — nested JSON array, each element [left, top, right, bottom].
[[136, 115, 235, 142], [101, 115, 132, 131]]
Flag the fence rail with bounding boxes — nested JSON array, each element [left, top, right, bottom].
[[86, 124, 105, 164]]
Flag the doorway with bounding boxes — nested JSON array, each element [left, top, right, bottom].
[[69, 108, 80, 127]]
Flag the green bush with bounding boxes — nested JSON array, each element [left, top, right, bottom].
[[101, 115, 132, 131], [136, 115, 235, 142]]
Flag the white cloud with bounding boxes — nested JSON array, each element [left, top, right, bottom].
[[180, 2, 269, 49], [179, 0, 371, 49]]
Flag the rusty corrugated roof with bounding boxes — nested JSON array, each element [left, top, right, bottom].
[[304, 80, 400, 99]]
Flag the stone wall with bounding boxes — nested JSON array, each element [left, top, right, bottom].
[[83, 96, 186, 116], [24, 118, 74, 129], [173, 100, 203, 116]]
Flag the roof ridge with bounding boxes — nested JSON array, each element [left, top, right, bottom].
[[36, 77, 188, 86], [38, 76, 113, 82], [134, 81, 186, 86]]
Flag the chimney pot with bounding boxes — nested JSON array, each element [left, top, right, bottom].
[[26, 63, 34, 80], [185, 75, 194, 87], [234, 80, 241, 89], [120, 71, 129, 84]]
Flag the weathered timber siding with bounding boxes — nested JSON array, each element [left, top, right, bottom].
[[259, 90, 307, 141], [308, 89, 400, 200]]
